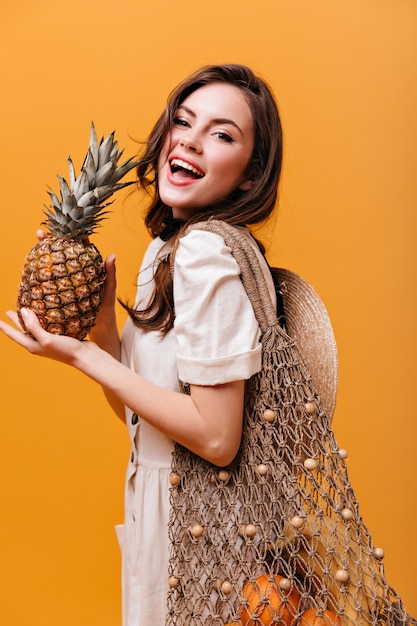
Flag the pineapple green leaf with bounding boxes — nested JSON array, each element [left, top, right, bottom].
[[83, 150, 97, 188], [42, 124, 140, 240], [68, 157, 76, 189], [89, 122, 99, 169], [47, 187, 61, 209], [58, 174, 71, 200], [98, 132, 116, 170], [83, 209, 112, 221], [72, 169, 89, 200], [110, 156, 138, 182], [43, 205, 67, 225], [68, 206, 85, 222], [75, 189, 99, 209], [57, 176, 78, 216], [77, 188, 109, 208], [95, 160, 116, 187], [110, 140, 120, 159], [77, 181, 134, 208]]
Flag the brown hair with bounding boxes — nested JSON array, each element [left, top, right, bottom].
[[121, 64, 283, 333]]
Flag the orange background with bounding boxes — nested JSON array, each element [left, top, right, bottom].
[[1, 0, 416, 623]]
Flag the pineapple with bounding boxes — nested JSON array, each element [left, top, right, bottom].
[[17, 123, 139, 340]]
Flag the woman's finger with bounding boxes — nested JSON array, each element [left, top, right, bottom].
[[100, 254, 117, 307], [6, 309, 24, 331], [18, 307, 54, 344], [16, 308, 51, 342], [36, 229, 47, 241], [0, 310, 40, 353], [105, 254, 117, 284]]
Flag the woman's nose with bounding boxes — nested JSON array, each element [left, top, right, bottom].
[[179, 135, 202, 153]]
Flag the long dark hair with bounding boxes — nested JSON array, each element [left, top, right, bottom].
[[121, 64, 283, 333]]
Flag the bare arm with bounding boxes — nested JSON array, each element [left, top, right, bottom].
[[0, 308, 244, 466]]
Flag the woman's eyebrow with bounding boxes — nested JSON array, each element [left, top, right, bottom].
[[177, 105, 243, 136]]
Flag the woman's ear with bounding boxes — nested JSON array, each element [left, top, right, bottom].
[[238, 178, 254, 191], [238, 162, 257, 191]]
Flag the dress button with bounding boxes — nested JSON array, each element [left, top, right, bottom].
[[131, 413, 139, 425]]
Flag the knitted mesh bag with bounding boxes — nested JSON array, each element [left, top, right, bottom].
[[166, 220, 415, 626]]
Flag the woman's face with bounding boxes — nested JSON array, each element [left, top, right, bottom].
[[157, 82, 255, 219]]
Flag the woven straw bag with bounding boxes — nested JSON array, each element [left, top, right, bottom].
[[167, 220, 415, 626]]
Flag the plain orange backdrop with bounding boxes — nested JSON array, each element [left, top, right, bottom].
[[0, 0, 416, 624]]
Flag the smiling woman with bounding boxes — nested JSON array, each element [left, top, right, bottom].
[[138, 64, 283, 239], [0, 63, 283, 626], [157, 83, 255, 218], [0, 0, 416, 623], [1, 56, 414, 626], [111, 70, 281, 623]]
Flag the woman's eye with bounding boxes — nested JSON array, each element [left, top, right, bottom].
[[173, 117, 190, 128], [214, 131, 234, 143]]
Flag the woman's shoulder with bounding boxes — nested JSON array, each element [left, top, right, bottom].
[[177, 224, 257, 257], [175, 227, 242, 273], [174, 226, 276, 306], [174, 223, 276, 306], [176, 224, 269, 274]]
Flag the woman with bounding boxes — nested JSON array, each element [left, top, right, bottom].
[[0, 64, 283, 624]]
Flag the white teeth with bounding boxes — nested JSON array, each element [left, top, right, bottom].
[[170, 158, 203, 177]]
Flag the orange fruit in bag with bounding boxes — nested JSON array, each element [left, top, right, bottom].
[[299, 609, 341, 625], [240, 574, 299, 625]]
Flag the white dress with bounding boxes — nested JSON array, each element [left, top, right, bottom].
[[118, 228, 276, 626]]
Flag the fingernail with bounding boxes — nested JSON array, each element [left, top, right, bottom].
[[20, 308, 29, 318]]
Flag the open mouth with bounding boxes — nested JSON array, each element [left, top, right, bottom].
[[170, 158, 204, 179]]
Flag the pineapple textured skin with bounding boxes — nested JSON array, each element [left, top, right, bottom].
[[18, 237, 105, 340], [16, 123, 139, 340]]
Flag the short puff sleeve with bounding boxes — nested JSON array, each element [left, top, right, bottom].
[[173, 230, 262, 385]]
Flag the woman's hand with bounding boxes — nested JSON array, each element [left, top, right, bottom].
[[1, 305, 244, 462], [1, 244, 124, 419], [89, 254, 121, 360], [0, 305, 127, 420], [0, 307, 85, 365]]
